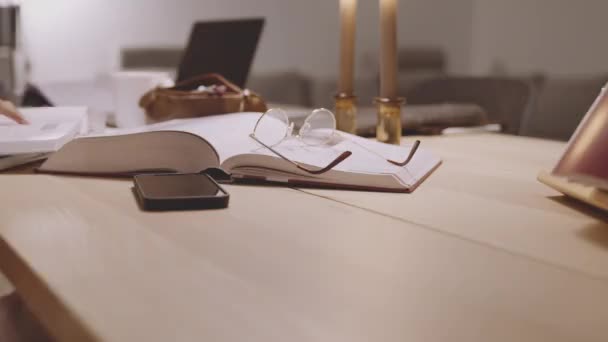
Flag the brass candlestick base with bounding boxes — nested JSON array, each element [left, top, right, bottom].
[[334, 93, 357, 134], [375, 97, 405, 145]]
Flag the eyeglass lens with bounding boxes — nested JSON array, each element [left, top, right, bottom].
[[299, 108, 336, 146], [254, 108, 337, 147], [253, 108, 290, 146]]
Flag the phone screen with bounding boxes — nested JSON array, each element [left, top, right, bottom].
[[136, 173, 222, 198]]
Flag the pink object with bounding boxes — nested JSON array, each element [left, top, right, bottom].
[[553, 83, 608, 190]]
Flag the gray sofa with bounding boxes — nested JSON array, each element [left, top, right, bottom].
[[248, 71, 445, 108], [248, 72, 606, 141]]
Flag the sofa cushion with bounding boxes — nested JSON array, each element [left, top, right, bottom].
[[407, 77, 533, 134]]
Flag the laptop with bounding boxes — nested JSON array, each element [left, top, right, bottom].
[[176, 18, 265, 88]]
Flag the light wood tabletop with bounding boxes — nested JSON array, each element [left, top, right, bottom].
[[305, 134, 608, 280], [0, 134, 607, 342]]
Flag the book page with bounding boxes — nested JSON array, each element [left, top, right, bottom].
[[19, 107, 89, 134], [0, 107, 87, 154], [98, 113, 262, 162], [0, 122, 77, 142], [255, 133, 427, 186]]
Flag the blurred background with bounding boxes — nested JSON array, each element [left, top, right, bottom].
[[18, 0, 607, 81], [4, 0, 608, 140]]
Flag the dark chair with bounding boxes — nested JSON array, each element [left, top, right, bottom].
[[398, 47, 446, 72], [21, 83, 53, 107], [519, 75, 608, 141], [395, 48, 447, 98], [247, 71, 313, 107], [406, 77, 533, 134]]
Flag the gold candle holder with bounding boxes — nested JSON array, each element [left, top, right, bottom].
[[334, 93, 358, 134], [375, 97, 405, 145]]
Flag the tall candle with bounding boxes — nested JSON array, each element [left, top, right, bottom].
[[379, 0, 398, 98], [339, 0, 357, 95]]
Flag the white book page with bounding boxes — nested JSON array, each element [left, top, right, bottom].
[[98, 113, 262, 162], [0, 122, 77, 142], [19, 107, 89, 134], [0, 107, 87, 154], [241, 133, 431, 186], [337, 134, 440, 185]]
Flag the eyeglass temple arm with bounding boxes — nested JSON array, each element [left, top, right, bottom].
[[299, 151, 352, 175], [249, 134, 352, 175], [387, 140, 421, 167]]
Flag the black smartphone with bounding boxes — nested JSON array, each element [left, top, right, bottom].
[[133, 173, 229, 211]]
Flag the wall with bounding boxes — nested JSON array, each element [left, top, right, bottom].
[[18, 1, 608, 83], [471, 0, 608, 76], [20, 0, 474, 83]]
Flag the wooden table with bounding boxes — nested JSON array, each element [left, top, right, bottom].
[[0, 134, 607, 342]]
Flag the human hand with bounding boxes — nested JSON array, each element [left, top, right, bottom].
[[0, 99, 28, 124]]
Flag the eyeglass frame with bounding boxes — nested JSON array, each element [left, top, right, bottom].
[[249, 108, 421, 175]]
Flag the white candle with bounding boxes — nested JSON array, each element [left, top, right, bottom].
[[379, 0, 398, 98], [339, 0, 357, 95]]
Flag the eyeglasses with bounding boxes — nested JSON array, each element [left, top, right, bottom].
[[249, 108, 352, 174], [249, 108, 421, 175]]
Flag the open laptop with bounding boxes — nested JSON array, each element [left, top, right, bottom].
[[176, 18, 265, 88]]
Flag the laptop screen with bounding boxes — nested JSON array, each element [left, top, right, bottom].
[[176, 18, 265, 88]]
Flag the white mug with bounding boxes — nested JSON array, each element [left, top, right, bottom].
[[111, 71, 173, 128]]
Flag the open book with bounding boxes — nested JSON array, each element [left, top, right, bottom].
[[0, 106, 88, 155], [0, 107, 88, 170], [39, 112, 441, 192]]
